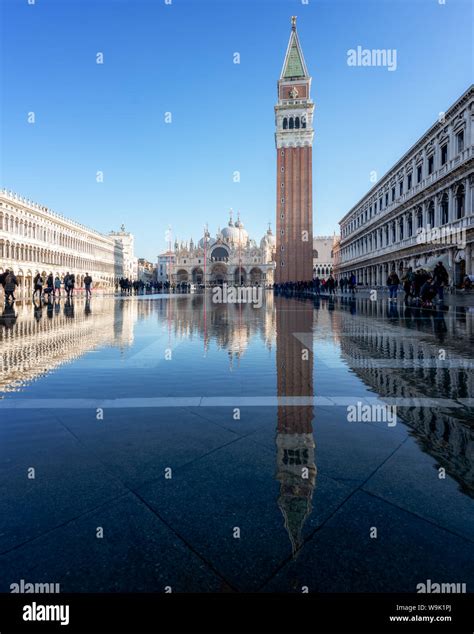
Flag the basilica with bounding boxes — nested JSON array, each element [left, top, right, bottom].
[[159, 212, 276, 286]]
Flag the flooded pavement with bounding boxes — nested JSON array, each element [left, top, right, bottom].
[[0, 293, 473, 592]]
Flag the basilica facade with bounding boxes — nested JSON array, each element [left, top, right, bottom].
[[161, 213, 276, 286]]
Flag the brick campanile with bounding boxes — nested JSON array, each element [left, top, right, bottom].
[[275, 16, 314, 284]]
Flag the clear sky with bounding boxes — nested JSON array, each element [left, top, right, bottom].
[[1, 0, 472, 261]]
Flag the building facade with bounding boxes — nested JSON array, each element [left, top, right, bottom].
[[0, 189, 125, 295], [337, 86, 474, 286], [275, 17, 315, 284], [137, 258, 155, 283], [108, 225, 138, 281], [161, 213, 276, 286], [312, 235, 335, 279]]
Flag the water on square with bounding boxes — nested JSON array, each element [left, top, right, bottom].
[[0, 292, 473, 592]]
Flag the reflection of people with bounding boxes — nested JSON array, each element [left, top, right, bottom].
[[33, 299, 43, 322], [85, 299, 92, 316], [64, 298, 75, 318], [0, 302, 17, 329]]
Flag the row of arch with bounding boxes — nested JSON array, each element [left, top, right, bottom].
[[343, 180, 467, 237], [175, 265, 267, 285], [0, 209, 111, 259], [282, 116, 307, 130], [341, 183, 467, 262], [0, 239, 117, 275]]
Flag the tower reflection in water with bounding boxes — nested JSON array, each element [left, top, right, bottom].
[[275, 295, 316, 555]]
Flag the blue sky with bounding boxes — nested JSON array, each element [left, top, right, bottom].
[[1, 0, 472, 261]]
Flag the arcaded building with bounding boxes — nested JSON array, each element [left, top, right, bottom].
[[337, 86, 473, 286], [0, 189, 135, 295]]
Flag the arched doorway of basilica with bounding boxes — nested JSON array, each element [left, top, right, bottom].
[[234, 266, 246, 286], [192, 267, 203, 284], [249, 267, 263, 285], [176, 269, 189, 283], [211, 263, 227, 285]]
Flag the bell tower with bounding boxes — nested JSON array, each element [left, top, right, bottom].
[[275, 16, 314, 283]]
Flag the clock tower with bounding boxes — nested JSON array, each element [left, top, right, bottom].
[[275, 17, 314, 283]]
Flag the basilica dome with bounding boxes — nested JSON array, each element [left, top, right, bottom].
[[221, 215, 249, 247], [260, 226, 276, 249]]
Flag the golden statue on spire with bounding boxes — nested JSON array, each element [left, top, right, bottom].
[[291, 16, 297, 30]]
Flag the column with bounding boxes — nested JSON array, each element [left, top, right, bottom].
[[448, 187, 454, 223], [465, 243, 472, 276]]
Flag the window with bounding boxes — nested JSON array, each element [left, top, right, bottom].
[[440, 193, 449, 224], [301, 116, 306, 129], [295, 117, 300, 129], [385, 193, 389, 206], [417, 164, 422, 183], [379, 198, 382, 211], [428, 202, 435, 228], [407, 215, 413, 237], [417, 210, 423, 229], [407, 173, 412, 189], [391, 187, 395, 202], [441, 144, 448, 166], [399, 219, 404, 240], [456, 130, 464, 152], [456, 185, 465, 219], [283, 118, 288, 130], [428, 155, 434, 174], [399, 181, 403, 196], [289, 117, 294, 129]]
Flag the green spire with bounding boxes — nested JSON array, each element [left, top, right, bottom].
[[282, 36, 305, 78], [281, 18, 309, 79]]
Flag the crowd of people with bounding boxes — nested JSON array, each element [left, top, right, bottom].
[[117, 278, 193, 295], [0, 271, 94, 304], [273, 261, 473, 308], [274, 273, 358, 296]]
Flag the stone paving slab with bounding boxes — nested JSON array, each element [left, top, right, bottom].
[[53, 407, 241, 490], [362, 433, 474, 543], [0, 493, 224, 592], [0, 413, 128, 554], [262, 490, 474, 593], [136, 436, 354, 591]]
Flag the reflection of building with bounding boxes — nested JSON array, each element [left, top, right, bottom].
[[108, 225, 138, 280], [313, 235, 335, 279], [332, 297, 474, 495], [0, 297, 136, 393], [165, 212, 276, 286], [275, 295, 316, 554], [275, 18, 314, 284], [337, 86, 473, 286], [0, 190, 124, 294], [163, 292, 276, 366]]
